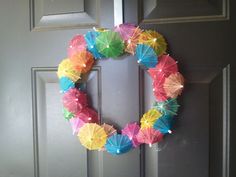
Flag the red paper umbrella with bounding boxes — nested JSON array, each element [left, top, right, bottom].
[[62, 88, 88, 114], [75, 107, 99, 124], [136, 127, 163, 147], [69, 117, 85, 135], [148, 55, 178, 79], [164, 72, 184, 98], [68, 35, 87, 58], [152, 75, 168, 102], [125, 27, 142, 55], [114, 23, 136, 41], [70, 50, 94, 73]]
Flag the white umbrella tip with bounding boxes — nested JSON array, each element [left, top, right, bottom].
[[168, 130, 172, 134], [149, 143, 152, 147]]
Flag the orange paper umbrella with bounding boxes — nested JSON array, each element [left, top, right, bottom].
[[139, 30, 167, 56], [70, 50, 94, 73], [101, 123, 117, 137], [125, 27, 142, 55], [140, 109, 162, 129], [78, 123, 107, 150], [57, 59, 81, 82], [164, 72, 184, 98]]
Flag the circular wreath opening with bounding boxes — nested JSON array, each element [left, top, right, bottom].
[[57, 23, 184, 155]]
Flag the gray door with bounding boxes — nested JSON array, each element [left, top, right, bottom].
[[0, 1, 235, 177]]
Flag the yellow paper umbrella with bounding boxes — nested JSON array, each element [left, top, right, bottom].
[[139, 30, 167, 56], [78, 123, 107, 150], [140, 109, 162, 129], [57, 59, 81, 82]]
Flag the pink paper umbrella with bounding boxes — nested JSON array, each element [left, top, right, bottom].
[[114, 23, 136, 41], [75, 107, 99, 124], [68, 35, 87, 58], [164, 72, 184, 98], [136, 127, 163, 147], [122, 122, 141, 148], [62, 88, 88, 114], [148, 55, 178, 79], [152, 75, 168, 102], [122, 122, 140, 140], [131, 136, 141, 147], [69, 117, 85, 135]]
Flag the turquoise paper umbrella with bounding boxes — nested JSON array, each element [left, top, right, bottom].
[[105, 134, 133, 155], [95, 31, 124, 58], [153, 114, 174, 134], [59, 76, 75, 93], [85, 31, 104, 59], [135, 44, 158, 68], [153, 98, 180, 116]]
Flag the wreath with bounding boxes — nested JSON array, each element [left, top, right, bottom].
[[57, 23, 184, 155]]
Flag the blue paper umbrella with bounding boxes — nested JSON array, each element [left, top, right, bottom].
[[135, 44, 158, 68], [105, 134, 133, 155], [153, 98, 180, 116], [85, 31, 104, 59], [153, 115, 174, 134], [59, 77, 75, 93]]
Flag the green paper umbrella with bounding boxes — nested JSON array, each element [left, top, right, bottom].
[[95, 31, 124, 58], [63, 108, 75, 120]]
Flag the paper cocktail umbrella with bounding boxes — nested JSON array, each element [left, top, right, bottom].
[[125, 27, 142, 55], [114, 23, 136, 41], [139, 30, 167, 56], [152, 75, 168, 102], [102, 123, 117, 137], [63, 108, 75, 120], [153, 115, 174, 134], [85, 31, 105, 59], [75, 107, 99, 123], [105, 134, 133, 155], [57, 59, 81, 82], [140, 109, 162, 129], [69, 117, 85, 135], [122, 122, 140, 140], [136, 127, 163, 147], [70, 50, 94, 73], [78, 123, 107, 150], [135, 44, 158, 68], [62, 88, 88, 114], [95, 31, 124, 58], [59, 76, 75, 93], [148, 55, 178, 79], [153, 98, 180, 116], [122, 122, 141, 147], [68, 35, 87, 58], [164, 72, 184, 98]]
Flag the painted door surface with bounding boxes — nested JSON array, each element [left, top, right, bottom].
[[0, 1, 235, 177]]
